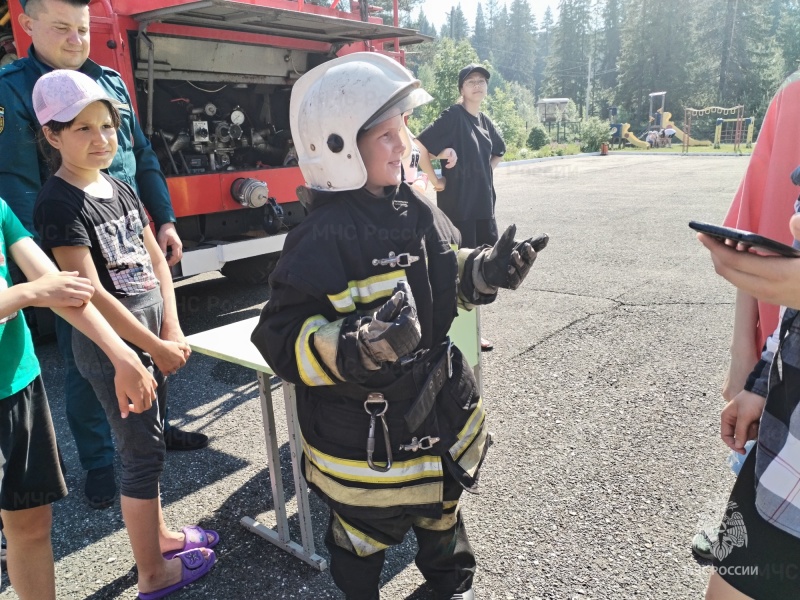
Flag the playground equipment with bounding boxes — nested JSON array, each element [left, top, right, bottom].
[[649, 91, 667, 126], [608, 90, 751, 152], [682, 106, 745, 154], [611, 92, 714, 149], [714, 116, 754, 149], [651, 92, 713, 147], [616, 123, 650, 148], [660, 110, 712, 147]]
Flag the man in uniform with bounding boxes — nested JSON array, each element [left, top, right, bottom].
[[0, 0, 207, 509]]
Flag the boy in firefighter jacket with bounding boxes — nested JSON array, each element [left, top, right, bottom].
[[251, 53, 548, 600]]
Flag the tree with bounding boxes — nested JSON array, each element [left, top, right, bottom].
[[598, 0, 621, 91], [543, 0, 592, 115], [409, 38, 480, 131], [689, 0, 782, 120], [370, 0, 423, 19], [503, 80, 539, 131], [776, 0, 800, 77], [472, 4, 490, 61], [503, 0, 537, 92], [615, 0, 691, 127], [443, 4, 470, 40], [485, 83, 526, 148], [534, 6, 554, 100], [485, 0, 508, 61]]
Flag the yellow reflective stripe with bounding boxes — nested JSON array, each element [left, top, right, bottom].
[[327, 270, 407, 314], [456, 248, 475, 309], [449, 396, 485, 461], [304, 456, 443, 507], [302, 434, 442, 484], [413, 503, 460, 531], [295, 315, 336, 387], [336, 514, 389, 557], [455, 423, 489, 478], [450, 243, 459, 252], [327, 291, 358, 313]]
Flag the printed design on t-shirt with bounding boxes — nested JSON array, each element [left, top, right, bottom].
[[0, 249, 18, 325], [94, 211, 157, 295], [408, 143, 421, 170]]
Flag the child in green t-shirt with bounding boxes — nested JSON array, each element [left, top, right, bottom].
[[0, 197, 156, 600]]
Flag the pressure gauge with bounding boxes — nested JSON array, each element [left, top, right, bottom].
[[231, 108, 245, 125]]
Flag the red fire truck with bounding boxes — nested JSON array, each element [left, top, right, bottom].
[[1, 0, 426, 282]]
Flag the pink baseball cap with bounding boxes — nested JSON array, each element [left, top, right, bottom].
[[32, 69, 122, 126]]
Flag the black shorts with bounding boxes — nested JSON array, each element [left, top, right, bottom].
[[713, 448, 800, 598], [0, 376, 68, 510]]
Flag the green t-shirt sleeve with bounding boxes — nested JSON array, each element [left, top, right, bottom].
[[0, 196, 40, 399], [1, 198, 33, 248]]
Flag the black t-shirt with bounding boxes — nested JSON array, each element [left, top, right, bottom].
[[34, 173, 158, 298], [416, 104, 506, 221]]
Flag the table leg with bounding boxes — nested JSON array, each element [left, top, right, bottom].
[[282, 382, 321, 563], [240, 371, 327, 571]]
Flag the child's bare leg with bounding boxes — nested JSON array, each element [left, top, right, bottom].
[[121, 495, 183, 593], [706, 572, 753, 600], [157, 498, 185, 554], [1, 506, 56, 600]]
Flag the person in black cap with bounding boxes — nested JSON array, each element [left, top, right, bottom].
[[416, 64, 506, 351]]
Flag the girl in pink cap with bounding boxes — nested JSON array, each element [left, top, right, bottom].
[[31, 69, 217, 600]]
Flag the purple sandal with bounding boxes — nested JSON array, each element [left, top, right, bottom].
[[162, 525, 220, 560], [137, 548, 216, 600]]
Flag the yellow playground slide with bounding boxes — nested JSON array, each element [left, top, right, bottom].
[[660, 111, 712, 146], [619, 123, 650, 148]]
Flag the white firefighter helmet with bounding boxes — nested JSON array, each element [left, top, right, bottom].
[[290, 52, 432, 191]]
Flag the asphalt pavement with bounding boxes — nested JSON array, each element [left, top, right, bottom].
[[0, 154, 751, 599]]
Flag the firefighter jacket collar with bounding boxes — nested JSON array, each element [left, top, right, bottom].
[[299, 184, 399, 214]]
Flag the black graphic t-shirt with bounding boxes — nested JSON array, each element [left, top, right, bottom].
[[34, 173, 158, 298]]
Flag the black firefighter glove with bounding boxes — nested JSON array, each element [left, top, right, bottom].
[[480, 224, 549, 290], [358, 280, 422, 370]]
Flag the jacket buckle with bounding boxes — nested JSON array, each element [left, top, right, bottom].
[[371, 252, 419, 268], [398, 436, 440, 452]]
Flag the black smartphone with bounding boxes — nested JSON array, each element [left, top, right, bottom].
[[689, 221, 800, 258]]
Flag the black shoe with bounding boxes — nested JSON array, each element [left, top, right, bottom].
[[164, 427, 209, 451], [85, 465, 116, 509], [1, 534, 6, 571]]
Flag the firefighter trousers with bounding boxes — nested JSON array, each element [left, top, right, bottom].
[[325, 477, 475, 599]]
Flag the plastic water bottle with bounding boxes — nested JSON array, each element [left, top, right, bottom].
[[727, 440, 756, 476]]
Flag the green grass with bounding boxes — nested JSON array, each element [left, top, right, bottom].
[[506, 143, 582, 160], [611, 143, 753, 155], [502, 142, 753, 160]]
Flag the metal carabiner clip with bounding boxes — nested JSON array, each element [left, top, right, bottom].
[[371, 252, 420, 268], [364, 393, 393, 472], [398, 435, 440, 452]]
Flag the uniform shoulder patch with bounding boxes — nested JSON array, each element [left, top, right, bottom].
[[0, 106, 4, 135]]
